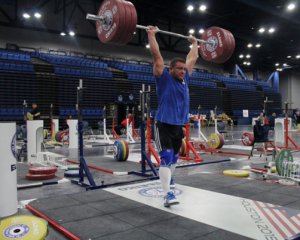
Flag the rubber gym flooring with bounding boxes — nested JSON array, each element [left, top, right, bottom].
[[15, 125, 300, 240]]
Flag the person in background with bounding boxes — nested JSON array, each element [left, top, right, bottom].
[[268, 112, 276, 130], [114, 113, 134, 136], [147, 25, 198, 207], [27, 103, 40, 120]]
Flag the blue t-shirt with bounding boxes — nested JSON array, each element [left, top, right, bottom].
[[155, 68, 190, 125]]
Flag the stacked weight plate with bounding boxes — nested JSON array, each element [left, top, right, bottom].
[[26, 166, 57, 180]]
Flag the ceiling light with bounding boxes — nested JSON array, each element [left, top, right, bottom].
[[22, 13, 31, 19], [146, 44, 150, 48], [243, 61, 247, 65], [255, 43, 261, 48], [276, 68, 283, 71], [287, 3, 296, 11], [34, 12, 41, 18], [189, 29, 195, 34], [246, 54, 251, 59], [268, 27, 275, 33], [60, 32, 66, 36], [187, 5, 194, 12], [247, 43, 253, 48], [199, 4, 207, 12], [258, 27, 265, 33], [69, 31, 75, 36], [239, 54, 244, 59], [198, 28, 204, 34], [133, 31, 136, 35], [189, 44, 193, 49], [247, 62, 251, 66], [283, 63, 288, 67], [287, 55, 292, 59], [296, 55, 300, 59], [275, 63, 280, 66]]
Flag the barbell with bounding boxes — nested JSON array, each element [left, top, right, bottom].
[[86, 0, 235, 63]]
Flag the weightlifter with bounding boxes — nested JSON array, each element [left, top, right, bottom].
[[147, 26, 199, 207]]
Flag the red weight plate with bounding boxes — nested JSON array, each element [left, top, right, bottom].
[[96, 0, 123, 44], [241, 132, 254, 146], [113, 0, 132, 45], [123, 1, 138, 44], [199, 26, 230, 63], [26, 173, 56, 180], [222, 29, 235, 62], [210, 28, 233, 63], [218, 29, 232, 62], [29, 166, 57, 175], [109, 0, 128, 44]]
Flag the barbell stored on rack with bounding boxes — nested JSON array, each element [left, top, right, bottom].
[[86, 0, 235, 63]]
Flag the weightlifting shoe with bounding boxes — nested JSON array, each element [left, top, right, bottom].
[[163, 191, 179, 207]]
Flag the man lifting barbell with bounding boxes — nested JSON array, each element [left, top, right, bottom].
[[86, 0, 235, 207], [147, 26, 199, 207]]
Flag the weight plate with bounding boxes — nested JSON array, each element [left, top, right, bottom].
[[26, 173, 56, 181], [275, 149, 294, 176], [123, 140, 129, 161], [123, 0, 137, 44], [114, 0, 133, 45], [208, 133, 222, 149], [218, 134, 224, 148], [96, 0, 125, 44], [241, 131, 254, 146], [28, 166, 57, 175], [109, 0, 127, 44], [113, 140, 124, 161], [199, 27, 234, 63], [0, 215, 48, 240], [223, 170, 250, 177]]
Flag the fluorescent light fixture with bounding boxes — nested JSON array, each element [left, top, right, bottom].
[[146, 44, 150, 48], [239, 54, 244, 59], [247, 43, 253, 48], [255, 43, 261, 48], [287, 55, 292, 59], [243, 61, 247, 65], [275, 63, 280, 66], [23, 13, 31, 19], [199, 4, 207, 12], [34, 12, 41, 18], [287, 3, 296, 11], [268, 27, 275, 33], [247, 62, 251, 66], [296, 55, 300, 59], [276, 68, 283, 71], [189, 29, 195, 34], [198, 28, 204, 34], [283, 63, 288, 67], [187, 5, 194, 12], [246, 54, 251, 59], [60, 32, 66, 36], [258, 27, 265, 33], [189, 44, 193, 49], [69, 31, 75, 36]]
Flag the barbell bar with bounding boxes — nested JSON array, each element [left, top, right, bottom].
[[86, 0, 235, 63], [86, 13, 210, 45]]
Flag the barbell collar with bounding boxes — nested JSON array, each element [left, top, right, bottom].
[[86, 13, 212, 45]]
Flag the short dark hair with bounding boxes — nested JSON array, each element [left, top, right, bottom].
[[170, 58, 185, 69]]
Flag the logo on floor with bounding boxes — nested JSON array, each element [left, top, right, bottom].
[[139, 187, 182, 198]]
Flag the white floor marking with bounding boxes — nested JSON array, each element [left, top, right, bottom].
[[105, 180, 300, 240], [222, 144, 252, 150]]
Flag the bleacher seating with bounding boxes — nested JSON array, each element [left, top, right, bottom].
[[0, 48, 281, 126]]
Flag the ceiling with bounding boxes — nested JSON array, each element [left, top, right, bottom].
[[0, 0, 299, 74]]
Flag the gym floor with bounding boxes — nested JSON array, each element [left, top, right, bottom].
[[16, 125, 300, 240]]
